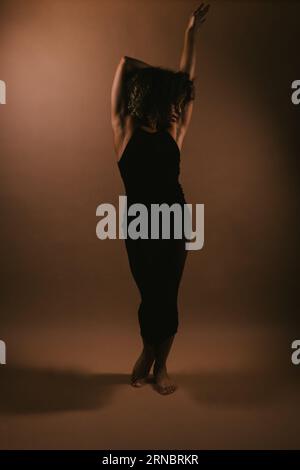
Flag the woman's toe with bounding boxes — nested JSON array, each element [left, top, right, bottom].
[[131, 377, 147, 387]]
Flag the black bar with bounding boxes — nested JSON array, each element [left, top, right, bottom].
[[0, 450, 299, 467]]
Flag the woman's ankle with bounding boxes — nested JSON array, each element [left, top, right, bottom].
[[153, 362, 167, 374]]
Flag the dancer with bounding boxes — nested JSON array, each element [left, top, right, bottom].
[[111, 3, 209, 394]]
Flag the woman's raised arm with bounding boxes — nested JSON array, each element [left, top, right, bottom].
[[179, 3, 210, 80], [111, 56, 151, 131], [177, 3, 210, 143]]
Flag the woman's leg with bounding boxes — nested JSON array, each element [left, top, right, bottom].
[[125, 238, 156, 386], [131, 337, 156, 387], [152, 238, 187, 394], [153, 334, 177, 394]]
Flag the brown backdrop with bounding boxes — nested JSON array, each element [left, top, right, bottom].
[[0, 0, 300, 450]]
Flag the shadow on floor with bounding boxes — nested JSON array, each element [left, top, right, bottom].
[[175, 366, 300, 408], [0, 365, 129, 415], [2, 364, 299, 414]]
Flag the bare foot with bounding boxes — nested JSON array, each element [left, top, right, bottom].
[[131, 351, 154, 387], [153, 365, 177, 395]]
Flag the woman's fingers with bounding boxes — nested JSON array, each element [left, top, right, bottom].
[[189, 2, 210, 29], [196, 4, 210, 16], [193, 3, 204, 15], [195, 4, 210, 23], [193, 3, 209, 15]]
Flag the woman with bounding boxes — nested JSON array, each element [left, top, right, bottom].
[[111, 4, 209, 395]]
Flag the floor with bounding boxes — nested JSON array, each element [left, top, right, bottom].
[[1, 310, 300, 450]]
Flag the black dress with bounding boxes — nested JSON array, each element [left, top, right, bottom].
[[118, 127, 188, 345]]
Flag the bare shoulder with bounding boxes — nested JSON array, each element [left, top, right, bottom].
[[112, 115, 136, 161]]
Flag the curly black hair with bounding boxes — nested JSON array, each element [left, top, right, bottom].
[[125, 66, 195, 130]]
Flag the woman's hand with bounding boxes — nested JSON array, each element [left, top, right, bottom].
[[187, 3, 210, 32]]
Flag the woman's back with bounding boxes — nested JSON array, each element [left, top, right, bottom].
[[118, 127, 185, 205]]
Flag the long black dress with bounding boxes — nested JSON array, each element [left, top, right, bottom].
[[118, 126, 188, 345]]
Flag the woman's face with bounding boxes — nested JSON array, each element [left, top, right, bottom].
[[170, 101, 183, 123]]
